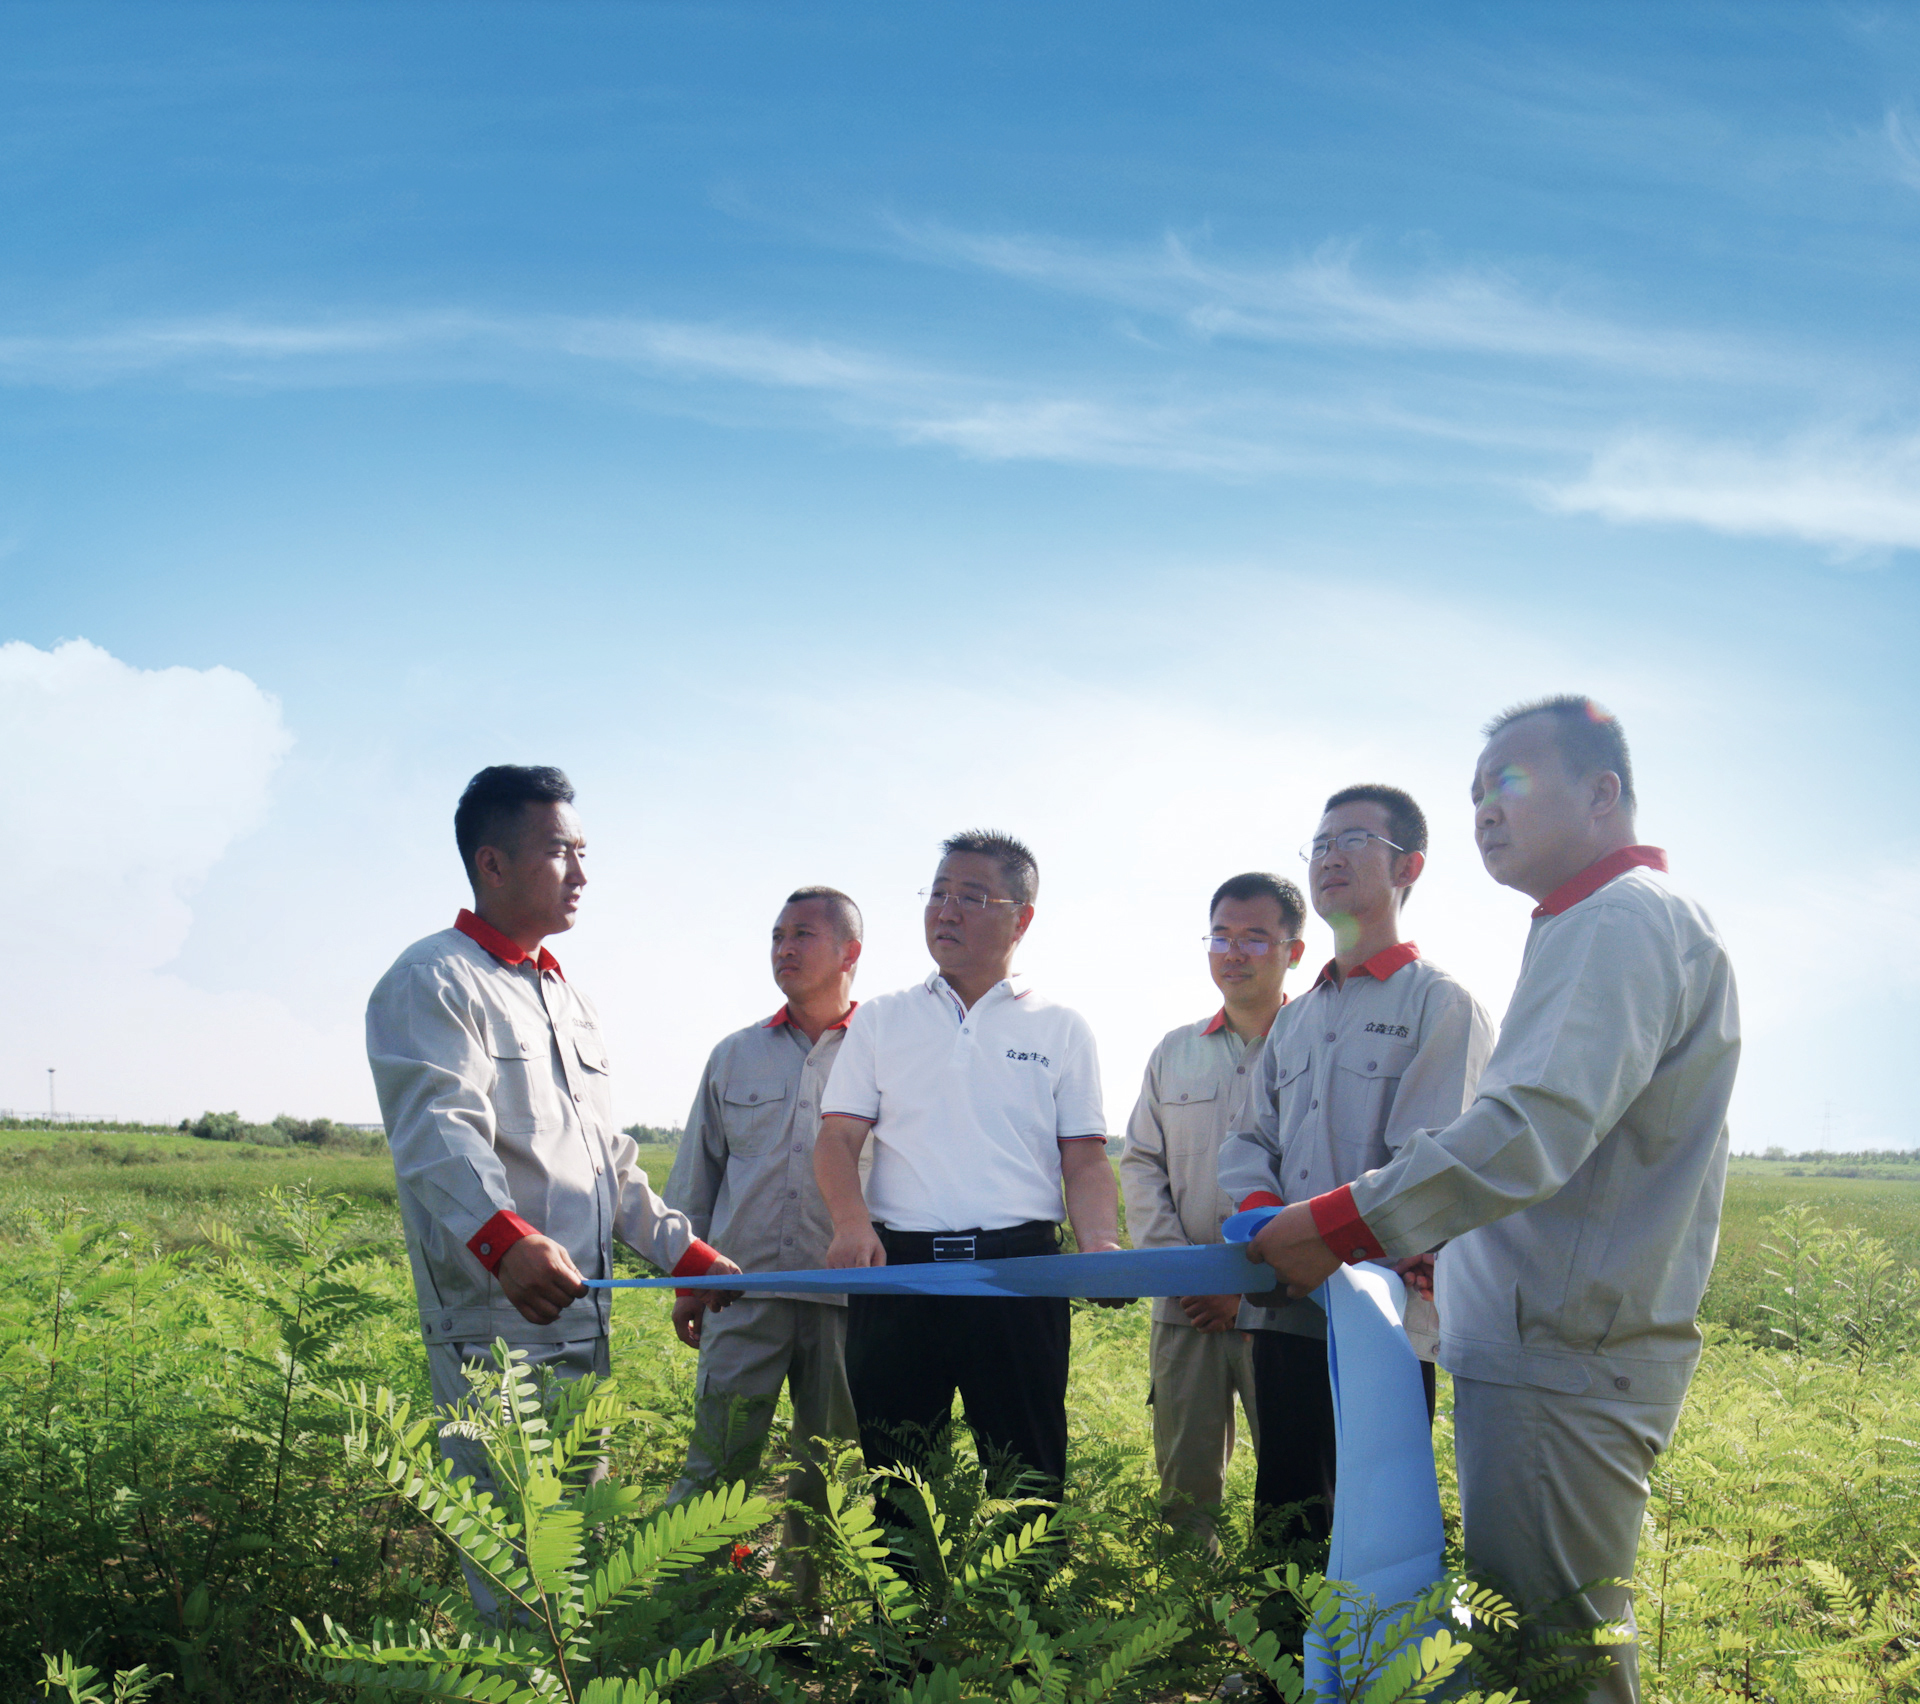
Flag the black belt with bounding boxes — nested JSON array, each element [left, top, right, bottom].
[[876, 1220, 1059, 1265]]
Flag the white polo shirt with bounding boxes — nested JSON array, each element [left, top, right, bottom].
[[822, 971, 1107, 1233]]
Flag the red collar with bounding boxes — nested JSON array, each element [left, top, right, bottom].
[[1313, 941, 1420, 992], [1532, 846, 1668, 919], [1201, 992, 1286, 1038], [455, 909, 564, 979], [765, 1001, 858, 1032]]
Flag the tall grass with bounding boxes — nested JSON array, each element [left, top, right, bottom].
[[1, 1153, 1916, 1701]]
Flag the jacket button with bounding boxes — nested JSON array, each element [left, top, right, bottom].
[[1324, 1032, 1336, 1044], [747, 1093, 758, 1102], [1614, 1376, 1631, 1391], [478, 1242, 491, 1256], [1366, 1060, 1377, 1071], [788, 1190, 798, 1199], [442, 1318, 454, 1331], [1299, 1169, 1309, 1180], [1237, 1066, 1246, 1074], [1311, 1099, 1320, 1110], [1178, 1093, 1189, 1102]]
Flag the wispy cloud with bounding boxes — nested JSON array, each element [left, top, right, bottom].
[[0, 307, 1307, 474], [1550, 427, 1920, 554], [889, 221, 1763, 379], [1886, 107, 1920, 192]]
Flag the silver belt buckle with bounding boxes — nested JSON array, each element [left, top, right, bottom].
[[931, 1234, 977, 1262]]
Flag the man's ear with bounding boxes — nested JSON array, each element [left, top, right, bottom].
[[1010, 902, 1037, 945], [1288, 937, 1306, 968], [1590, 770, 1624, 820], [1393, 850, 1426, 892], [842, 937, 863, 974], [473, 843, 509, 891]]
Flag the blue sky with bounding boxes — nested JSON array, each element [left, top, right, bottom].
[[2, 3, 1916, 1151]]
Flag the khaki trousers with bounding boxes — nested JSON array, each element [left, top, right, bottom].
[[1148, 1320, 1259, 1548], [426, 1335, 612, 1618], [669, 1298, 857, 1600], [1453, 1375, 1684, 1704]]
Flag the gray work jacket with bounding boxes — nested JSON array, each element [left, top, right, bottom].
[[367, 918, 706, 1347]]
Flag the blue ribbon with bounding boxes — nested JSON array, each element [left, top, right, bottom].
[[1221, 1207, 1445, 1696], [585, 1241, 1279, 1299]]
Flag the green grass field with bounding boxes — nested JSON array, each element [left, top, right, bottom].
[[3, 1127, 1917, 1703]]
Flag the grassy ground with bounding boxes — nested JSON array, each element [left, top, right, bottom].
[[4, 1129, 1917, 1701]]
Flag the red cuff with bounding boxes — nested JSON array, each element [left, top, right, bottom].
[[469, 1210, 537, 1274], [1306, 1185, 1387, 1264], [1238, 1191, 1284, 1212], [672, 1239, 722, 1298]]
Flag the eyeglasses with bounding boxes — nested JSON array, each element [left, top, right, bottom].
[[1300, 828, 1406, 864], [1203, 936, 1298, 956], [920, 887, 1023, 913]]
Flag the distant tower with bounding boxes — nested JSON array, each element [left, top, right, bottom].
[[48, 1067, 57, 1119]]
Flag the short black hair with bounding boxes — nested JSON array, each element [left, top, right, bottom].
[[1483, 695, 1637, 812], [785, 885, 864, 943], [1209, 871, 1306, 936], [1324, 784, 1428, 855], [454, 765, 575, 883], [939, 828, 1039, 906]]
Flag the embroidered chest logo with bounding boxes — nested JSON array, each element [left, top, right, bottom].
[[1005, 1049, 1052, 1067], [1362, 1022, 1410, 1038]]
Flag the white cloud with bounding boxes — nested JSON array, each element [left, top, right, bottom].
[[1886, 108, 1920, 192], [1549, 428, 1920, 553], [0, 639, 347, 1121], [890, 222, 1756, 377]]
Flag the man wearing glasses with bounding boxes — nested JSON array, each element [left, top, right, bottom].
[[814, 829, 1121, 1513], [1244, 703, 1737, 1704], [1220, 784, 1493, 1550], [1120, 872, 1307, 1550]]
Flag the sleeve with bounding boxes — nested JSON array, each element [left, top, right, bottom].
[[1118, 1045, 1187, 1248], [1348, 904, 1685, 1258], [821, 1003, 881, 1121], [1053, 1016, 1107, 1139], [609, 1125, 718, 1277], [1217, 1027, 1287, 1211], [1380, 984, 1497, 1160], [366, 962, 519, 1248], [662, 1044, 730, 1241]]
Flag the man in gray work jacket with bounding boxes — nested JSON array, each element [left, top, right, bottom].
[[664, 885, 865, 1600], [1247, 699, 1739, 1704], [1221, 784, 1493, 1550], [367, 764, 740, 1562], [1120, 870, 1306, 1550]]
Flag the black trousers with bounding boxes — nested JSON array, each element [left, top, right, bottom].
[[1250, 1328, 1438, 1548], [845, 1221, 1070, 1514]]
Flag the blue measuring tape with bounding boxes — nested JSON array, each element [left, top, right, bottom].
[[1222, 1207, 1446, 1695], [585, 1239, 1279, 1299]]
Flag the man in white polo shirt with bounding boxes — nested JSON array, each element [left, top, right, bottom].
[[1120, 871, 1306, 1549], [664, 885, 864, 1600], [814, 829, 1121, 1509], [1219, 784, 1493, 1551], [1247, 701, 1739, 1704]]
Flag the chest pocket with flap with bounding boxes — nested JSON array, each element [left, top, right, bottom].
[[721, 1079, 790, 1155], [573, 1025, 610, 1074], [1159, 1079, 1220, 1151], [487, 1017, 548, 1137]]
